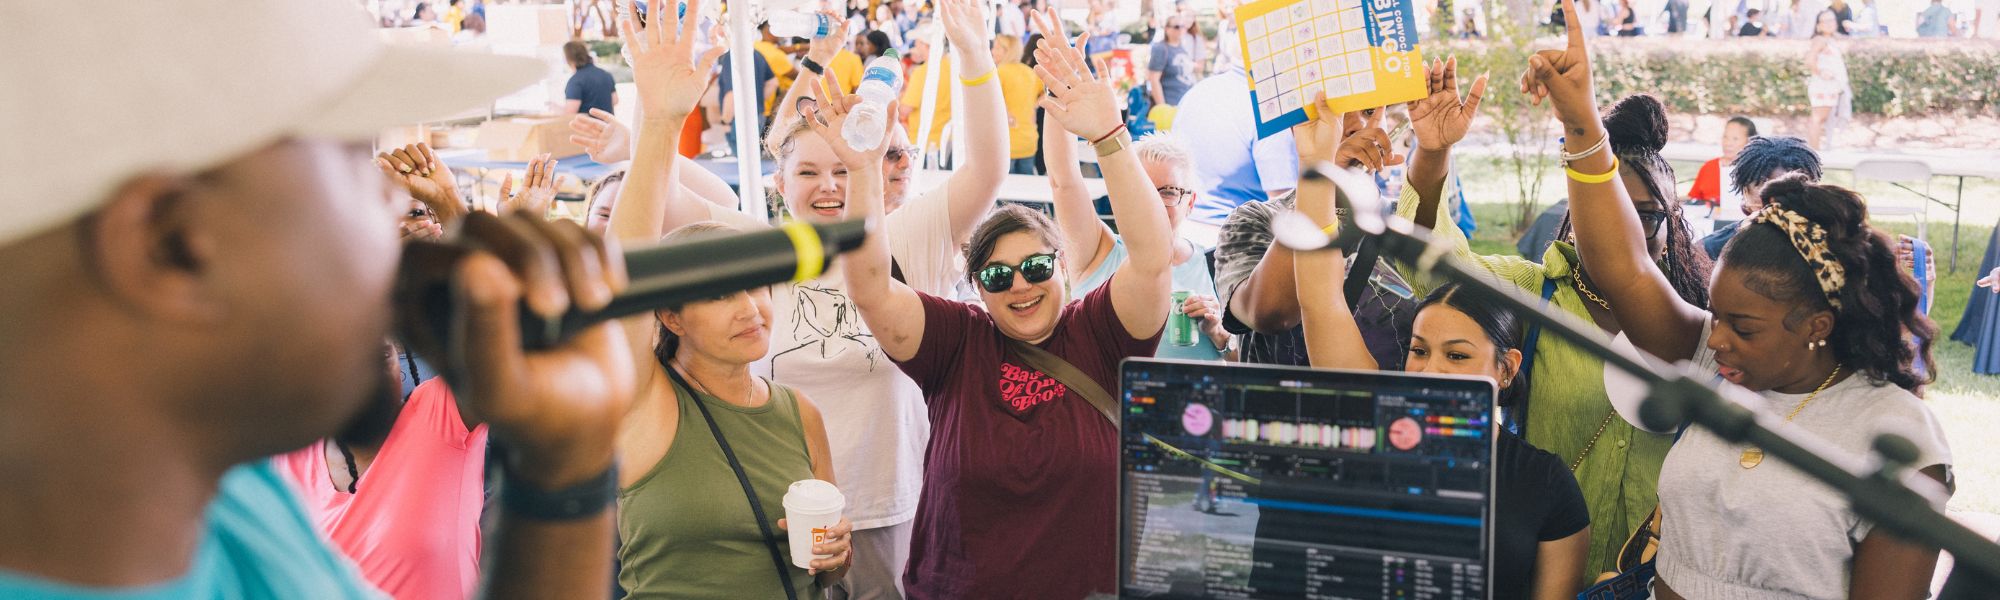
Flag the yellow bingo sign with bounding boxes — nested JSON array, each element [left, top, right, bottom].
[[1235, 0, 1425, 138]]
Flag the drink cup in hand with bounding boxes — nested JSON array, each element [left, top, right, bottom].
[[783, 479, 845, 569]]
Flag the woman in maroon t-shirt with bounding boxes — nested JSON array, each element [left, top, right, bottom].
[[796, 6, 1176, 597]]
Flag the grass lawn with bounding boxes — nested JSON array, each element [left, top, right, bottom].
[[1456, 194, 2000, 514]]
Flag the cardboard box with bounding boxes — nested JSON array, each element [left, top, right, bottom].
[[487, 4, 573, 46], [475, 117, 585, 161]]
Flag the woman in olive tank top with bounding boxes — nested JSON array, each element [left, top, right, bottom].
[[609, 223, 853, 599]]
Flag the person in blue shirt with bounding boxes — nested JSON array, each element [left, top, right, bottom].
[[1169, 66, 1299, 225], [565, 41, 620, 115], [717, 50, 776, 152], [1048, 122, 1236, 361], [0, 0, 707, 597]]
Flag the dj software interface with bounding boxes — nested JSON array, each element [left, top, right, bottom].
[[1121, 364, 1494, 600]]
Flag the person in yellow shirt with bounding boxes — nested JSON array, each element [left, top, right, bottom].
[[829, 48, 864, 94], [898, 33, 952, 154], [442, 0, 465, 32], [992, 34, 1043, 174], [754, 25, 797, 119]]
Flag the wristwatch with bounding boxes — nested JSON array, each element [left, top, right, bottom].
[[801, 57, 826, 75]]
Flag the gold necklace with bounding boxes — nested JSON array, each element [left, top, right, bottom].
[[1739, 366, 1842, 469], [1572, 269, 1612, 312]]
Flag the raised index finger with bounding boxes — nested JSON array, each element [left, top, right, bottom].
[[1562, 0, 1584, 50]]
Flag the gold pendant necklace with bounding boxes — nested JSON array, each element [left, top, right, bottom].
[[1740, 366, 1842, 469]]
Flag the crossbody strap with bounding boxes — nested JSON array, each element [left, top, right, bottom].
[[1005, 339, 1120, 430], [1508, 278, 1560, 436], [663, 366, 802, 600]]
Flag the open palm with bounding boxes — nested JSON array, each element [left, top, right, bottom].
[[1408, 56, 1489, 151], [1030, 8, 1120, 140], [802, 74, 887, 168], [623, 0, 724, 119]]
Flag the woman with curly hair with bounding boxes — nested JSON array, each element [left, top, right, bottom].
[[1533, 5, 1950, 595], [1397, 58, 1712, 578]]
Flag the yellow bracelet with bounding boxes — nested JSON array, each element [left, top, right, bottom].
[[1321, 222, 1341, 236], [1566, 156, 1620, 184], [958, 69, 996, 86]]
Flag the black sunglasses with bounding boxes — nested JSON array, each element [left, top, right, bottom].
[[974, 253, 1059, 293]]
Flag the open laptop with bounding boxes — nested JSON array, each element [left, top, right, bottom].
[[1119, 359, 1497, 599]]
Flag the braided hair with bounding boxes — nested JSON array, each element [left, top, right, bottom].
[[1557, 94, 1714, 308], [1719, 175, 1935, 391]]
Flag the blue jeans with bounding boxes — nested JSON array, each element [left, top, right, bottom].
[[1009, 157, 1039, 175]]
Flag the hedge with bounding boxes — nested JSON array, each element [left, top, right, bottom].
[[1439, 37, 2000, 117]]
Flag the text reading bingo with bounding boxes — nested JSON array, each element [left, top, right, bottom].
[[1235, 0, 1425, 138]]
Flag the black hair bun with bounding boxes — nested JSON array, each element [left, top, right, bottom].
[[1761, 174, 1869, 241], [1603, 94, 1670, 155]]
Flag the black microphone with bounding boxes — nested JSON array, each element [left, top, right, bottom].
[[1269, 162, 2000, 583], [397, 218, 872, 350]]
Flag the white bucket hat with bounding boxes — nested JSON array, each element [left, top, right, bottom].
[[0, 0, 545, 246]]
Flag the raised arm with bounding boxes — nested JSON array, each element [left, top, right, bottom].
[[1032, 9, 1171, 340], [1291, 102, 1376, 371], [937, 0, 1010, 245], [1405, 56, 1486, 232], [764, 11, 847, 157], [568, 109, 740, 209], [608, 0, 726, 382], [1527, 0, 1706, 362], [1231, 101, 1402, 332], [377, 142, 469, 226], [804, 74, 929, 361], [1043, 112, 1115, 282]]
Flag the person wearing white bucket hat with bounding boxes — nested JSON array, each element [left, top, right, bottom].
[[0, 1, 640, 598]]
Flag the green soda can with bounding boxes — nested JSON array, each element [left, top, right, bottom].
[[1170, 290, 1198, 347]]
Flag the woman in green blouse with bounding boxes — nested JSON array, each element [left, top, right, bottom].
[[1392, 59, 1713, 579]]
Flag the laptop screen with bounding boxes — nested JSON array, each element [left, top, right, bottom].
[[1119, 358, 1496, 599]]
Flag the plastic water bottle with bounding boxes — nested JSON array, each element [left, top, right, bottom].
[[766, 10, 832, 39], [843, 51, 904, 152]]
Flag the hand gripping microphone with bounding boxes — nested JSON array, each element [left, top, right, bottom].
[[397, 218, 872, 350]]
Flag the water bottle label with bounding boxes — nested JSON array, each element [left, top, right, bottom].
[[813, 13, 830, 37], [862, 66, 898, 87]]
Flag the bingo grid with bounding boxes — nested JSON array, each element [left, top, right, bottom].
[[1243, 0, 1376, 122]]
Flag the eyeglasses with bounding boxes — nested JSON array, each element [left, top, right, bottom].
[[974, 253, 1059, 293], [1158, 186, 1194, 207], [884, 145, 919, 164], [1637, 209, 1668, 237]]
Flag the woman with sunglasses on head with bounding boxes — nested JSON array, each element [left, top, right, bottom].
[[1289, 107, 1591, 598], [1395, 57, 1712, 579], [817, 8, 1176, 596], [1047, 115, 1234, 361], [617, 0, 1012, 594], [604, 4, 854, 597], [1532, 2, 1949, 596]]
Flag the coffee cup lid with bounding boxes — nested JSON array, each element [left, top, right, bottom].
[[783, 479, 845, 513]]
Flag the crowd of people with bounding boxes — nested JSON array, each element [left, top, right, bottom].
[[1510, 0, 2000, 38], [0, 0, 1973, 600]]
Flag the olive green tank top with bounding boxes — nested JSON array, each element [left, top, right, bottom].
[[617, 377, 822, 599]]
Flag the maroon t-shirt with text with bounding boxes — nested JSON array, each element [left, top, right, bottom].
[[894, 278, 1161, 599]]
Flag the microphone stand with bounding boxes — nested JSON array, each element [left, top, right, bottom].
[[1273, 165, 2000, 587]]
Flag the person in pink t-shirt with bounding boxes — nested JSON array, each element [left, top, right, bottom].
[[274, 342, 489, 600], [808, 7, 1177, 597]]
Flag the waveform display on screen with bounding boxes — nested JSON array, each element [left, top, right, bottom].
[[1120, 360, 1495, 600]]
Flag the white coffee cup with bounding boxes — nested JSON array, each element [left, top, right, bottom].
[[782, 479, 846, 569]]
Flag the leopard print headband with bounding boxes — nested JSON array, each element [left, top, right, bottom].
[[1750, 205, 1846, 309]]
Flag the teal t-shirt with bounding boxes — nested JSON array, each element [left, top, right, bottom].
[[0, 461, 381, 599], [1074, 236, 1224, 360]]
